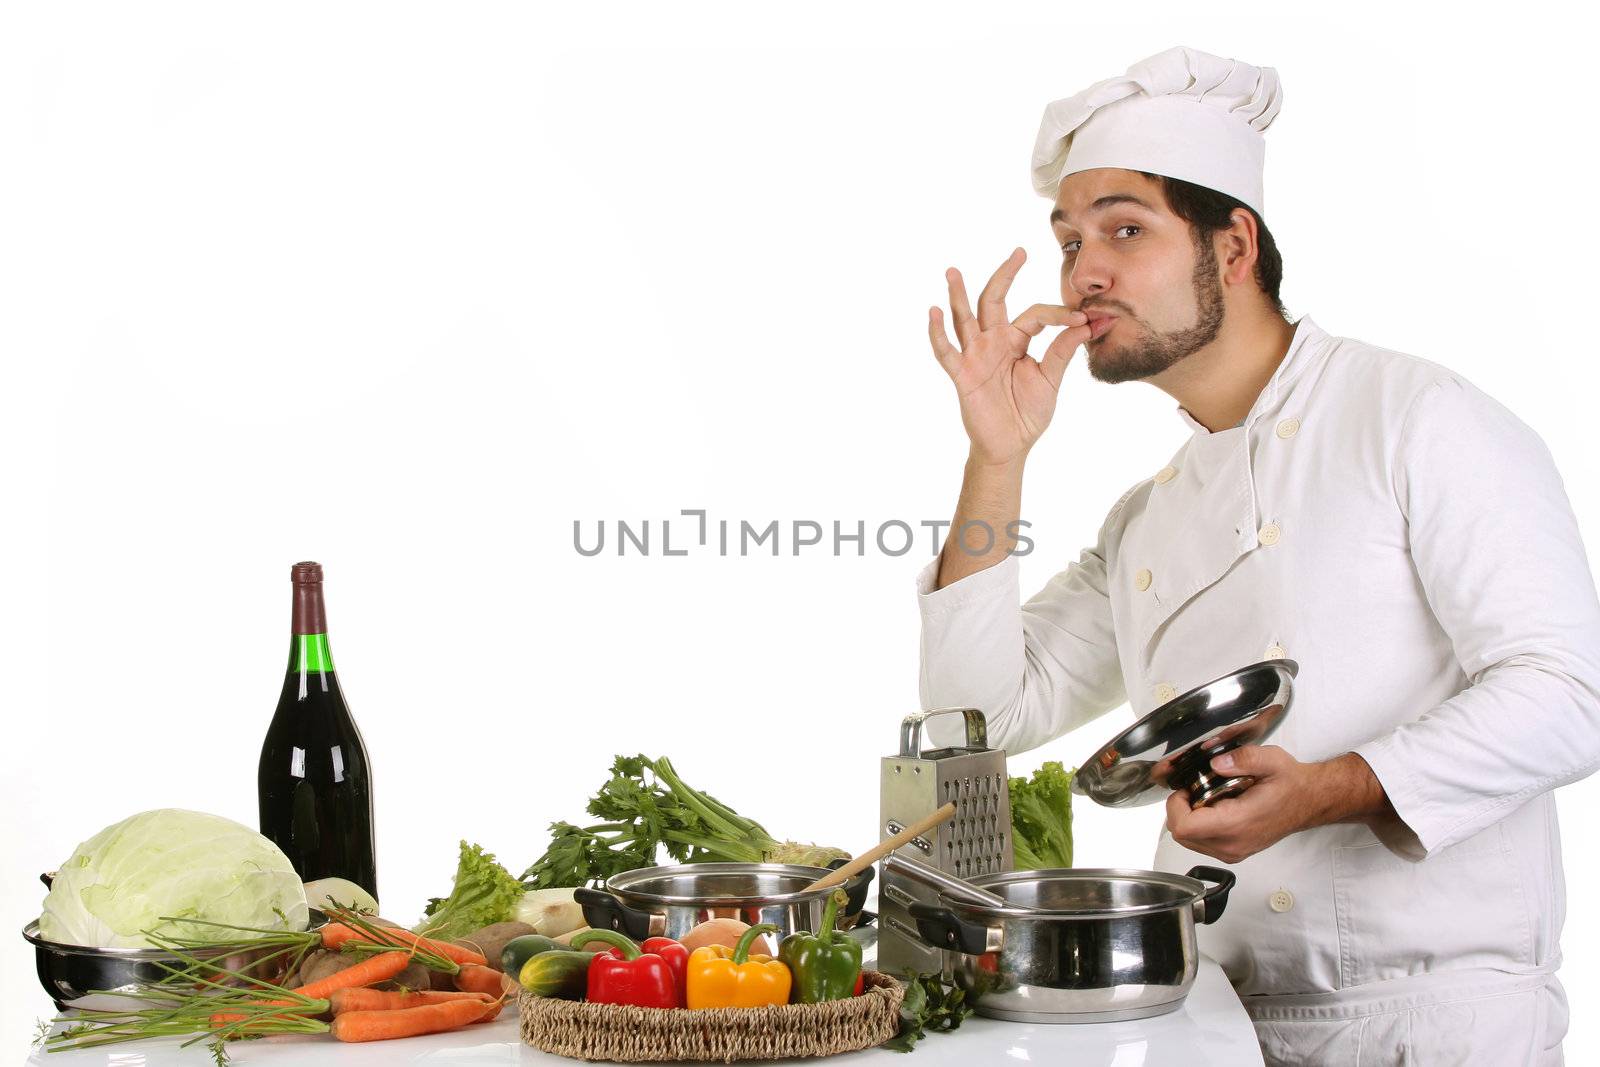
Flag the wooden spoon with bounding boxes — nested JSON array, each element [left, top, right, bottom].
[[801, 801, 958, 892]]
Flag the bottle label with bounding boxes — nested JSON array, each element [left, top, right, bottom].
[[296, 633, 335, 674]]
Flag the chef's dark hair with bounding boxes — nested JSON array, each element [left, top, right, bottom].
[[1139, 171, 1288, 321]]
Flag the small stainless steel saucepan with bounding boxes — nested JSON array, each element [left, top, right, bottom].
[[576, 860, 875, 943]]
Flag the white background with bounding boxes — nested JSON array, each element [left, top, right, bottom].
[[3, 1, 1597, 1062]]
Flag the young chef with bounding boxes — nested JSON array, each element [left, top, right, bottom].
[[914, 45, 1600, 1065]]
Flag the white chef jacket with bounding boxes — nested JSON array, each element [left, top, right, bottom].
[[914, 314, 1600, 1065]]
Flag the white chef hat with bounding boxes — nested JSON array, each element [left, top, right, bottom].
[[1031, 45, 1283, 217]]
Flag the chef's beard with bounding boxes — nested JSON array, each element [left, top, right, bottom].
[[1085, 235, 1226, 384]]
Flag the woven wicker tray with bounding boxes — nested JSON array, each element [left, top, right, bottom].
[[519, 970, 905, 1063]]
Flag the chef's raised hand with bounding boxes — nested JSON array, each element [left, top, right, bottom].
[[928, 248, 1092, 469], [1164, 746, 1394, 865]]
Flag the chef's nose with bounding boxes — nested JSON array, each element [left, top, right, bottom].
[[1066, 248, 1112, 299]]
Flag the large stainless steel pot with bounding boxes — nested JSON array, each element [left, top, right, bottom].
[[25, 870, 321, 1011], [907, 865, 1235, 1024], [576, 860, 875, 943], [24, 919, 296, 1012]]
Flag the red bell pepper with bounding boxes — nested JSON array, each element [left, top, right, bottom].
[[581, 936, 684, 994], [568, 929, 680, 1008], [642, 936, 690, 1005]]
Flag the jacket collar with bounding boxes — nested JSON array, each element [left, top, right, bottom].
[[1175, 314, 1327, 436]]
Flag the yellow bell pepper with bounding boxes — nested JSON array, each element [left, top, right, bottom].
[[686, 923, 792, 1009]]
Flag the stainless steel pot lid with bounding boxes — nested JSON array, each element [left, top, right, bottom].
[[604, 862, 850, 907], [1073, 658, 1298, 808]]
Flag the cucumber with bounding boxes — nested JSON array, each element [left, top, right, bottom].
[[518, 949, 596, 999], [502, 934, 584, 977]]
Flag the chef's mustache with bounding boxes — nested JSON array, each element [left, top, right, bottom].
[[573, 513, 1034, 558]]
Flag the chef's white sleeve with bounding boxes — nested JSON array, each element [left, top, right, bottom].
[[1353, 375, 1600, 859], [914, 511, 1127, 754]]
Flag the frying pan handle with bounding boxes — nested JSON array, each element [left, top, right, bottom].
[[1187, 866, 1236, 925], [900, 708, 990, 757], [907, 902, 1004, 956], [575, 886, 661, 940]]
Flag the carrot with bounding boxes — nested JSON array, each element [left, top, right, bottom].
[[453, 964, 506, 997], [208, 1000, 297, 1028], [330, 999, 493, 1042], [329, 988, 493, 1015], [291, 950, 411, 1000], [474, 995, 507, 1023], [320, 922, 488, 967]]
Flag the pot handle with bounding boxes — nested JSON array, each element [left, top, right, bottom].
[[574, 886, 660, 940], [826, 856, 876, 917], [906, 902, 1004, 956], [1187, 866, 1236, 925]]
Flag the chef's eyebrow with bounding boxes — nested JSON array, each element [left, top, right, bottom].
[[1050, 194, 1158, 227]]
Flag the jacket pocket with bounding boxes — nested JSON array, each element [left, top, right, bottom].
[[1332, 821, 1531, 988]]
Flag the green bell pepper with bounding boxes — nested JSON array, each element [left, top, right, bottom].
[[778, 889, 862, 1003]]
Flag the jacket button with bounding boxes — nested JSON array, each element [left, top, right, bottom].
[[1154, 683, 1177, 704], [1275, 417, 1301, 439], [1265, 643, 1288, 659], [1268, 889, 1295, 913], [1153, 466, 1178, 485], [1135, 568, 1152, 592], [1257, 522, 1281, 547]]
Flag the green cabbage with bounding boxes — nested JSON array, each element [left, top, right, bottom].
[[1008, 762, 1074, 869], [39, 809, 309, 948]]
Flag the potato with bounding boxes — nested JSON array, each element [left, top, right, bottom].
[[454, 921, 538, 972], [291, 916, 426, 989], [295, 948, 353, 989], [378, 961, 432, 992]]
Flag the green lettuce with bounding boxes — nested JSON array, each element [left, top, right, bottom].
[[418, 840, 524, 941], [1008, 762, 1074, 869]]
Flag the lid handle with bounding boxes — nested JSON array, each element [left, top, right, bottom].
[[900, 708, 990, 758]]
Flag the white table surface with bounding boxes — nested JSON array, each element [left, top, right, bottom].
[[25, 954, 1262, 1066]]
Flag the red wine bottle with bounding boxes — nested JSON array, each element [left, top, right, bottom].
[[257, 561, 378, 900]]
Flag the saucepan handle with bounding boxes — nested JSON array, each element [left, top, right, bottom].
[[907, 902, 1004, 956], [827, 856, 876, 918], [575, 886, 661, 940], [1187, 865, 1236, 925]]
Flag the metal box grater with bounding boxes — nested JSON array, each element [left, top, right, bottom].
[[876, 708, 1014, 977]]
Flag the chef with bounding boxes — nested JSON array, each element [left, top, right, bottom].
[[915, 45, 1600, 1065]]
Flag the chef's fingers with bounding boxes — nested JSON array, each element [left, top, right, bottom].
[[976, 247, 1025, 332], [1210, 744, 1286, 779], [945, 268, 979, 350], [1168, 790, 1242, 837], [1039, 321, 1093, 392], [1009, 304, 1085, 393], [1164, 788, 1195, 832], [927, 307, 961, 374], [1010, 304, 1086, 337]]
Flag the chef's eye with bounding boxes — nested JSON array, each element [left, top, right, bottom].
[[1061, 226, 1141, 256]]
